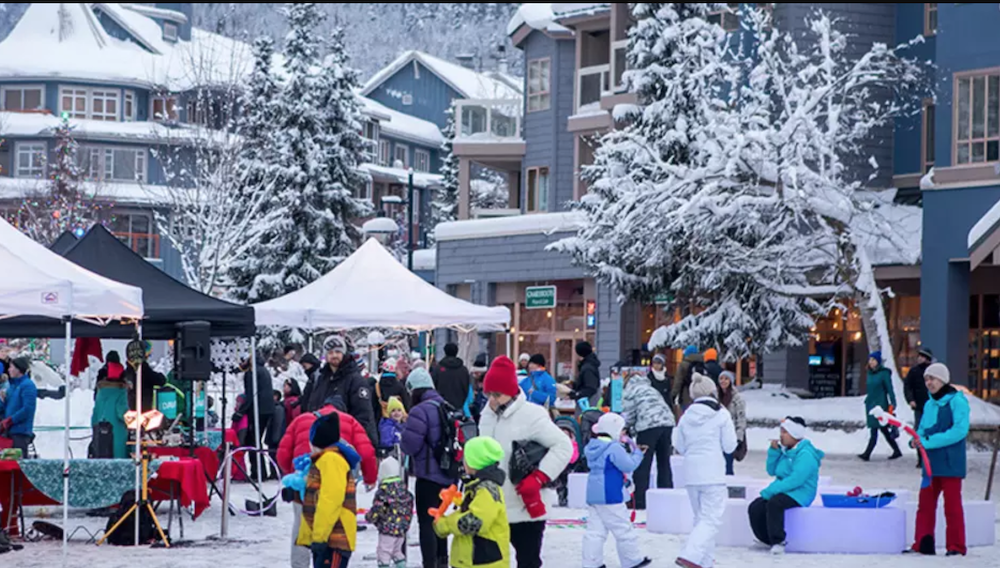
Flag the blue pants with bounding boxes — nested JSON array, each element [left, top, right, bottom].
[[312, 548, 351, 568], [724, 453, 735, 476]]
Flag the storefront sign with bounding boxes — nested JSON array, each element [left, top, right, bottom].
[[654, 293, 674, 305], [525, 286, 557, 309]]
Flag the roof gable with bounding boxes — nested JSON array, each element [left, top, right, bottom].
[[362, 50, 521, 101]]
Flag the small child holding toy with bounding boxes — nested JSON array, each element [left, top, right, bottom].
[[433, 436, 510, 568]]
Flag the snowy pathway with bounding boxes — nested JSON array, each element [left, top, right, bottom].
[[9, 452, 999, 567]]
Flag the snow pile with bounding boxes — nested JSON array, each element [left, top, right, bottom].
[[968, 197, 1000, 249], [363, 51, 521, 101], [743, 384, 1000, 427], [411, 248, 436, 271], [0, 4, 251, 91], [435, 211, 586, 242], [506, 3, 571, 35]]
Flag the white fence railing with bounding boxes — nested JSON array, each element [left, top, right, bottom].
[[454, 99, 523, 141]]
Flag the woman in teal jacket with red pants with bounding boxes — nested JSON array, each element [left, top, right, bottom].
[[912, 362, 969, 557]]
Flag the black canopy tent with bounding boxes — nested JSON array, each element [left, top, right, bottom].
[[0, 225, 255, 339], [49, 232, 79, 256]]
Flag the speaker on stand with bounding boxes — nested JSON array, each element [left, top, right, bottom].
[[176, 321, 211, 454]]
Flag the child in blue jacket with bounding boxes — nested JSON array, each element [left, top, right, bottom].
[[582, 412, 651, 568]]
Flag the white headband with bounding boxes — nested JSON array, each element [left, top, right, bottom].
[[781, 418, 807, 441]]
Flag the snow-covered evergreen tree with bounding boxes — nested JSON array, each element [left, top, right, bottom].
[[428, 108, 459, 245], [229, 3, 367, 318]]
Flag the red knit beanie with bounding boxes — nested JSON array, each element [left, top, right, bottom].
[[483, 356, 520, 398]]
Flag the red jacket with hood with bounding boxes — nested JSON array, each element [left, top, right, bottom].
[[276, 405, 377, 485]]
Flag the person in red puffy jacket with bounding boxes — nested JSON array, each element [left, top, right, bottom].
[[278, 395, 378, 568]]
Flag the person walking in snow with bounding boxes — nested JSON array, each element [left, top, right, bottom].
[[302, 335, 377, 445], [521, 354, 557, 409], [647, 354, 673, 405], [569, 342, 602, 411], [718, 371, 746, 475], [859, 351, 903, 461], [621, 370, 675, 508], [672, 346, 706, 416], [748, 417, 825, 555], [478, 356, 572, 568], [400, 367, 458, 568], [702, 349, 723, 384], [582, 412, 652, 568], [432, 343, 472, 415], [904, 348, 933, 469], [672, 373, 737, 568], [366, 457, 414, 568], [911, 362, 969, 557]]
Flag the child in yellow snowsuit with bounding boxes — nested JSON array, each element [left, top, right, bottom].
[[297, 413, 361, 568], [434, 436, 511, 568]]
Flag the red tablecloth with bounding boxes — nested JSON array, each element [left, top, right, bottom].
[[150, 457, 210, 519], [0, 437, 11, 450], [150, 446, 221, 481], [0, 457, 211, 535]]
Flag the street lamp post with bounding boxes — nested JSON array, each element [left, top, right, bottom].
[[407, 168, 415, 272]]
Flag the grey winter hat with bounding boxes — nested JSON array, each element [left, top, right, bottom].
[[323, 335, 348, 354], [689, 372, 718, 400], [925, 362, 950, 385]]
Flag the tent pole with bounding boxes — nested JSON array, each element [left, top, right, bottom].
[[250, 337, 263, 511], [506, 326, 512, 359], [135, 324, 143, 546], [61, 319, 71, 563]]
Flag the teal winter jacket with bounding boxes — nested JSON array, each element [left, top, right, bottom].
[[918, 386, 969, 482], [761, 439, 825, 507]]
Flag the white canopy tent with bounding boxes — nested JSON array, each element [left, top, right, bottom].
[[253, 238, 511, 331], [0, 219, 143, 559]]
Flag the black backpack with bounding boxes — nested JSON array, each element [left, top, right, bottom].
[[430, 400, 478, 480], [91, 422, 114, 459], [105, 490, 163, 546]]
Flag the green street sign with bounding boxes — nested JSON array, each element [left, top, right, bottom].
[[654, 293, 674, 305], [525, 286, 557, 310]]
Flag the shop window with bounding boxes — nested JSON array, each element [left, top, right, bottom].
[[555, 303, 586, 333]]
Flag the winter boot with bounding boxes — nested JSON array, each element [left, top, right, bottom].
[[857, 453, 871, 462], [888, 451, 903, 460], [946, 551, 965, 557], [770, 543, 786, 555], [0, 530, 21, 552], [394, 560, 407, 568], [629, 558, 652, 568], [918, 535, 936, 555]]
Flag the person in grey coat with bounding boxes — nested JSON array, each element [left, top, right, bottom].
[[622, 372, 676, 508]]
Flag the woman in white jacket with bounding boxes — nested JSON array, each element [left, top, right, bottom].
[[478, 356, 573, 568], [672, 373, 738, 568]]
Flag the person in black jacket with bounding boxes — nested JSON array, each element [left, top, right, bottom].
[[571, 341, 601, 410], [267, 389, 286, 480], [233, 353, 275, 481], [301, 335, 377, 445], [431, 343, 472, 414], [648, 353, 673, 404], [904, 348, 933, 469], [372, 358, 411, 419], [123, 361, 167, 413]]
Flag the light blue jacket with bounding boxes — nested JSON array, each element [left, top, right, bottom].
[[761, 439, 825, 507], [520, 370, 557, 407], [584, 436, 643, 506], [918, 387, 969, 481]]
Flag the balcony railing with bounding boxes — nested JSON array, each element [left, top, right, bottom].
[[454, 99, 523, 141], [611, 40, 629, 94], [575, 64, 611, 114]]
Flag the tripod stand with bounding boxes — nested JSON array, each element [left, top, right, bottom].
[[97, 446, 170, 548]]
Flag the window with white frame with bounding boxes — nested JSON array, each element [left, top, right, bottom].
[[924, 3, 938, 36], [955, 71, 1000, 164], [109, 212, 157, 257], [163, 22, 179, 42], [708, 3, 740, 32], [1, 85, 44, 111], [393, 144, 408, 168], [90, 89, 119, 121], [60, 87, 88, 119], [78, 145, 147, 182], [15, 142, 46, 178], [526, 166, 549, 212], [124, 90, 136, 122], [414, 149, 431, 173], [363, 120, 380, 142], [527, 59, 551, 112], [151, 95, 179, 122], [378, 140, 391, 167]]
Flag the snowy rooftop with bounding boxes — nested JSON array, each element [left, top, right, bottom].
[[968, 197, 1000, 250], [506, 3, 572, 35], [435, 211, 586, 242], [0, 111, 232, 145], [0, 176, 174, 206], [361, 50, 522, 101], [357, 95, 444, 148], [0, 3, 252, 91]]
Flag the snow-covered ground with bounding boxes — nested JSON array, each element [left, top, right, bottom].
[[10, 451, 999, 567]]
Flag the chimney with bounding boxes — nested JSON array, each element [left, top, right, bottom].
[[455, 53, 476, 70], [496, 44, 509, 75]]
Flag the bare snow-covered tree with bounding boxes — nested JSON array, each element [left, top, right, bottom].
[[555, 5, 928, 415]]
